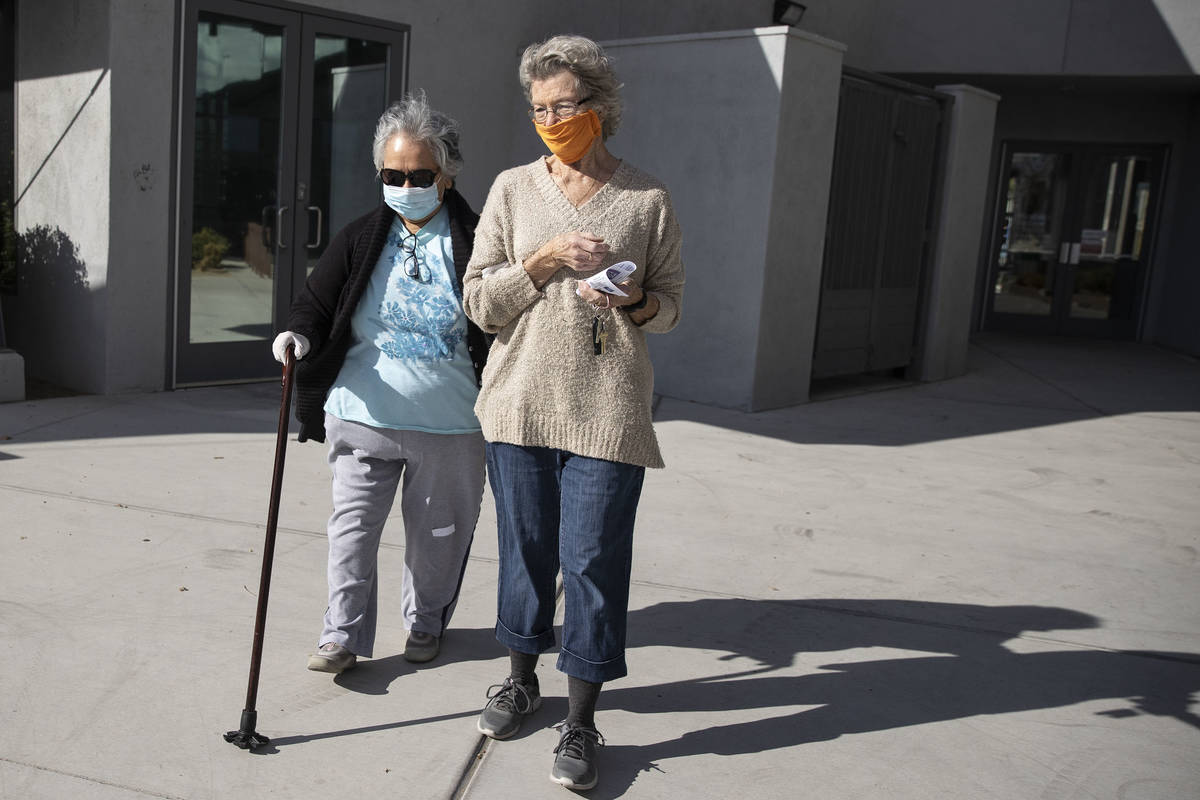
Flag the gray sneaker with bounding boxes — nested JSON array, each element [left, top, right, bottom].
[[306, 642, 356, 673], [550, 722, 604, 791], [477, 677, 541, 739], [403, 630, 440, 663]]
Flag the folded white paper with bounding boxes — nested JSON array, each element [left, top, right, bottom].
[[581, 260, 637, 296]]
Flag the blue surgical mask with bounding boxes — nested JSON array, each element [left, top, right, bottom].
[[383, 183, 442, 221]]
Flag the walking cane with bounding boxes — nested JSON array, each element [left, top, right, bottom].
[[224, 344, 296, 750]]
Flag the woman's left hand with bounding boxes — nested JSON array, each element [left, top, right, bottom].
[[577, 279, 643, 310]]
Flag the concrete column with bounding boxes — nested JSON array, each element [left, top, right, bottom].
[[0, 349, 22, 402], [916, 84, 1000, 383], [12, 0, 111, 394], [105, 1, 175, 393], [603, 27, 845, 410], [752, 29, 846, 410], [10, 0, 175, 395]]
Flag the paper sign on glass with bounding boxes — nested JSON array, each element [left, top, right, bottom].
[[583, 260, 637, 296]]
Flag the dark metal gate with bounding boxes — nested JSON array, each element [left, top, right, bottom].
[[812, 70, 949, 380]]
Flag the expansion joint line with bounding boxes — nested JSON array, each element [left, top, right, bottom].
[[447, 575, 566, 799]]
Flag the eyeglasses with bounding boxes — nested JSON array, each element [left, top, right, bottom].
[[528, 97, 591, 123], [397, 230, 430, 283], [380, 168, 439, 188]]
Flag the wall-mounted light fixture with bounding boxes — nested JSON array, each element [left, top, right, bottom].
[[773, 0, 807, 26]]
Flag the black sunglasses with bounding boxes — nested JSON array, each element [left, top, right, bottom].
[[379, 168, 439, 188]]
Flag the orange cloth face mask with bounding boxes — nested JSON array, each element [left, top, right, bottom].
[[534, 109, 602, 163]]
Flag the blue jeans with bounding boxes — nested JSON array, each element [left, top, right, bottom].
[[486, 442, 645, 683]]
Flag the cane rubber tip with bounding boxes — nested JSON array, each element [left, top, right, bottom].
[[224, 729, 271, 750]]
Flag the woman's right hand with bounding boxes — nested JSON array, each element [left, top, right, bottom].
[[547, 231, 610, 271], [524, 231, 609, 289], [271, 331, 310, 363]]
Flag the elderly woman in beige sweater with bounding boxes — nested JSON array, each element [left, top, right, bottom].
[[462, 34, 684, 792]]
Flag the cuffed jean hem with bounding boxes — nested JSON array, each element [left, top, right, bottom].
[[495, 616, 556, 655], [557, 646, 628, 683]]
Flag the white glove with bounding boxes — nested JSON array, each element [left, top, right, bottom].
[[271, 331, 310, 363]]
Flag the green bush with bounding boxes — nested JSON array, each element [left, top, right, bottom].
[[191, 226, 230, 272], [0, 199, 14, 294]]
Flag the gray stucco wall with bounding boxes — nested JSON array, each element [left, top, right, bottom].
[[602, 28, 844, 410], [601, 29, 786, 409], [752, 30, 846, 409], [9, 0, 174, 394], [803, 0, 1199, 76], [313, 0, 777, 209], [10, 0, 111, 393], [106, 0, 175, 393]]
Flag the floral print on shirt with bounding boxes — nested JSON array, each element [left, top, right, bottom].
[[375, 227, 466, 363]]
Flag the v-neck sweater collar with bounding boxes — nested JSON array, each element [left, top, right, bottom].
[[530, 156, 628, 218]]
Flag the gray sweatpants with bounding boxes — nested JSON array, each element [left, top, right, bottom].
[[320, 413, 485, 657]]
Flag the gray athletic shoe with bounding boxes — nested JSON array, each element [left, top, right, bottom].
[[477, 677, 541, 739], [403, 630, 440, 663], [306, 642, 356, 673], [550, 722, 604, 791]]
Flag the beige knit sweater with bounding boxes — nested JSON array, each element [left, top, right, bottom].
[[463, 157, 685, 468]]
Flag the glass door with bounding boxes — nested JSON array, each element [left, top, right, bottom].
[[292, 17, 405, 277], [989, 148, 1072, 327], [175, 0, 406, 385], [1062, 149, 1161, 338], [985, 143, 1164, 338]]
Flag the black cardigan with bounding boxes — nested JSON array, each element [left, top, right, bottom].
[[287, 188, 489, 443]]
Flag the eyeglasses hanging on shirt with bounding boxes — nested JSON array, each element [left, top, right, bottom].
[[397, 229, 431, 283]]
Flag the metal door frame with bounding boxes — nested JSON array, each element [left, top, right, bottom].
[[171, 0, 408, 387]]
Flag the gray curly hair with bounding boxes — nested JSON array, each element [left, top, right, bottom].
[[519, 34, 622, 139], [372, 91, 464, 177]]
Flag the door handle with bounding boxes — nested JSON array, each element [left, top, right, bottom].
[[276, 205, 290, 249], [261, 205, 275, 249], [1058, 242, 1070, 263], [1069, 242, 1080, 265], [306, 206, 323, 250]]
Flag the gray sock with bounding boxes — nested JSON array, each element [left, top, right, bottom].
[[509, 649, 538, 687], [566, 676, 602, 729]]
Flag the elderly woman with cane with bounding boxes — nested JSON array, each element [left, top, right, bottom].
[[463, 34, 684, 791], [271, 92, 489, 673]]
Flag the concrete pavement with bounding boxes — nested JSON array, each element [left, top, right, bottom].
[[0, 333, 1197, 799]]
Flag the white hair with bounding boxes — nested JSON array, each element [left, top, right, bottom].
[[519, 34, 623, 139], [371, 90, 464, 176]]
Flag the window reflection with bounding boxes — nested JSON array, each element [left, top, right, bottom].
[[189, 13, 283, 344], [1078, 156, 1151, 261], [993, 153, 1067, 316], [1071, 156, 1152, 320], [306, 36, 389, 274]]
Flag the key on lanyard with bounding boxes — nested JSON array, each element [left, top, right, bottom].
[[592, 315, 608, 356]]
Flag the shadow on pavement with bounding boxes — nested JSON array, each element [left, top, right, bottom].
[[584, 597, 1200, 798], [330, 626, 504, 696], [243, 597, 1200, 795], [654, 334, 1200, 448]]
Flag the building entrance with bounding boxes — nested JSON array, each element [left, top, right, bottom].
[[174, 0, 408, 385], [985, 143, 1165, 339]]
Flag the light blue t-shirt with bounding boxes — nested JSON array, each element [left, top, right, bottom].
[[324, 208, 480, 433]]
